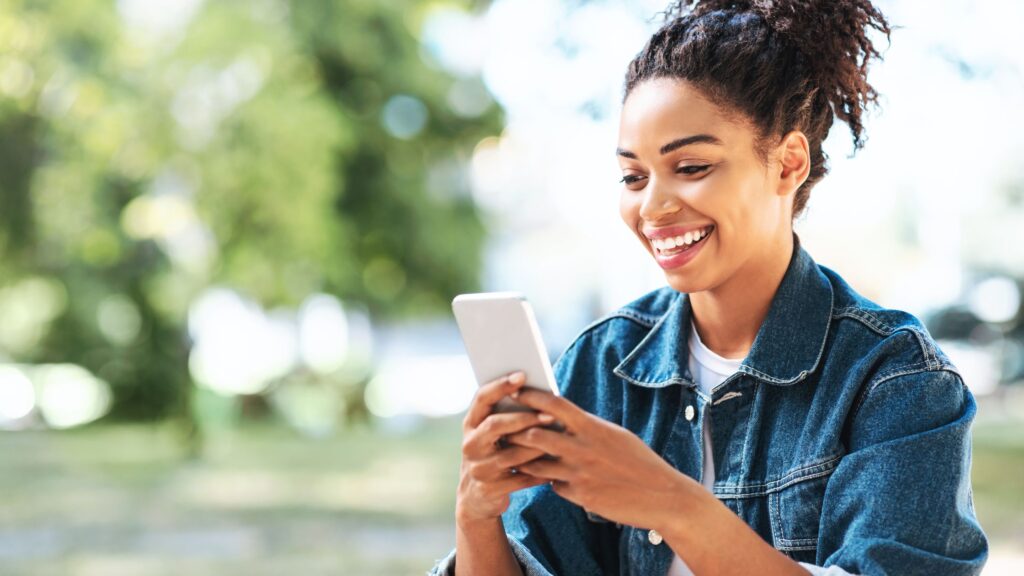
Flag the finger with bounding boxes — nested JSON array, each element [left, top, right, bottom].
[[505, 425, 576, 457], [480, 411, 555, 440], [463, 412, 551, 459], [464, 371, 527, 430], [548, 479, 573, 500], [516, 458, 573, 482], [489, 469, 550, 495], [490, 445, 549, 469], [513, 388, 588, 432], [467, 445, 552, 483]]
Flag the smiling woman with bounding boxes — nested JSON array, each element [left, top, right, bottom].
[[429, 1, 989, 575], [616, 78, 807, 358]]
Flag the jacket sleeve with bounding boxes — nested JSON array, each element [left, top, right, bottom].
[[425, 482, 622, 575], [427, 334, 623, 576], [426, 522, 571, 576], [815, 367, 988, 575]]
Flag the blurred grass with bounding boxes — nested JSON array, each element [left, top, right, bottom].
[[970, 419, 1024, 542], [0, 418, 465, 576], [0, 413, 1021, 575]]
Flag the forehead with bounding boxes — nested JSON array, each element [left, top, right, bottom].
[[618, 78, 749, 152]]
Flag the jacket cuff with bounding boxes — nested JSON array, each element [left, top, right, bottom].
[[427, 538, 553, 576], [426, 546, 457, 576]]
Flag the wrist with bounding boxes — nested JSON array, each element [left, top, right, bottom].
[[652, 473, 713, 542], [456, 506, 504, 531]]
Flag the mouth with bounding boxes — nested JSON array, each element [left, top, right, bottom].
[[649, 225, 714, 258]]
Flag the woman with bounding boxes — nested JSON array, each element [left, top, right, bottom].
[[430, 1, 988, 574]]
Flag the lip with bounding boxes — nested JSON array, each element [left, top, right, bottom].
[[643, 223, 715, 240], [651, 226, 713, 270]]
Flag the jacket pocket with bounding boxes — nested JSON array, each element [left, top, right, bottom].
[[767, 454, 841, 559]]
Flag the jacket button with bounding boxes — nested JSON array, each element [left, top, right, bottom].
[[648, 529, 663, 545], [684, 405, 695, 421]]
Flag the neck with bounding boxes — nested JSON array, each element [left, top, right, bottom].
[[689, 232, 794, 359]]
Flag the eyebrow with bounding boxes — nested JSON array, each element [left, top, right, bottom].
[[616, 134, 723, 159]]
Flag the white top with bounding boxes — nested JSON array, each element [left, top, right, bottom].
[[666, 320, 854, 576]]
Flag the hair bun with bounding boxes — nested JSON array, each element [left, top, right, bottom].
[[660, 0, 892, 150]]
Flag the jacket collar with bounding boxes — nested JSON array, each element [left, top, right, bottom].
[[613, 233, 834, 388]]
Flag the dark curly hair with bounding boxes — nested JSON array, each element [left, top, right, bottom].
[[624, 0, 893, 219]]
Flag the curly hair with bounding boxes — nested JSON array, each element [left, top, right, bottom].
[[624, 0, 893, 219]]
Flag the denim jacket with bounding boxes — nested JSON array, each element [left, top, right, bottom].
[[429, 234, 988, 576]]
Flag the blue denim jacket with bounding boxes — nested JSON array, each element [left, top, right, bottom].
[[429, 235, 988, 575]]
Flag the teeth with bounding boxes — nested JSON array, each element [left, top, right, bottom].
[[651, 226, 712, 253]]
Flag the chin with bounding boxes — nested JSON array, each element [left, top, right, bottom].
[[646, 243, 716, 294], [664, 273, 708, 294]]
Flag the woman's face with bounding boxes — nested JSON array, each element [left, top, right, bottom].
[[617, 78, 795, 294]]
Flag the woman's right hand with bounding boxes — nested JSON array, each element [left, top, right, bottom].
[[456, 371, 555, 524]]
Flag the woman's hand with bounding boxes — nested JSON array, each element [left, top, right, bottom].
[[504, 388, 707, 530], [455, 371, 557, 525], [506, 389, 812, 575]]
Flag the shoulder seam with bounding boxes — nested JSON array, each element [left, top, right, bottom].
[[850, 365, 963, 423], [831, 307, 940, 370], [868, 362, 959, 394], [609, 308, 662, 328], [553, 308, 664, 368], [831, 306, 897, 335]]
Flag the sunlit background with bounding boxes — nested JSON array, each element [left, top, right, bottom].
[[1, 0, 1022, 574]]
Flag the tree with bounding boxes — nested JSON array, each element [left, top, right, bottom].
[[0, 0, 500, 427]]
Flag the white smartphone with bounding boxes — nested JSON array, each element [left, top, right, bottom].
[[452, 292, 561, 416]]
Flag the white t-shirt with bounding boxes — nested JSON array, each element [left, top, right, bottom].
[[666, 320, 854, 576]]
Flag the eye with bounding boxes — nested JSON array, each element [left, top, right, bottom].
[[619, 174, 646, 186], [677, 164, 711, 175]]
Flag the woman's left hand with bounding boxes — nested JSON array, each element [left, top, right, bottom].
[[504, 387, 706, 530]]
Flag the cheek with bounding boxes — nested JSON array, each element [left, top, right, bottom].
[[701, 172, 758, 224], [618, 191, 638, 226], [619, 194, 651, 250]]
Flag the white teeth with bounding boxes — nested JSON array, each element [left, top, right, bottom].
[[650, 226, 712, 253]]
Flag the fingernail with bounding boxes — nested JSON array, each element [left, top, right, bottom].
[[509, 372, 525, 384], [538, 413, 555, 424]]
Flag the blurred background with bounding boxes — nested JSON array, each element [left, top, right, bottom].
[[0, 0, 1021, 574]]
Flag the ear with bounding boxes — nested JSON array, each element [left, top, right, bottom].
[[775, 130, 811, 198]]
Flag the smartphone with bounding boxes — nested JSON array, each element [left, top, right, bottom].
[[452, 292, 564, 424]]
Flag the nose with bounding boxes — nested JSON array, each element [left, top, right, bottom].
[[638, 178, 682, 222]]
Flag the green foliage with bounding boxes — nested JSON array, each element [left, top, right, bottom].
[[0, 0, 500, 420]]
